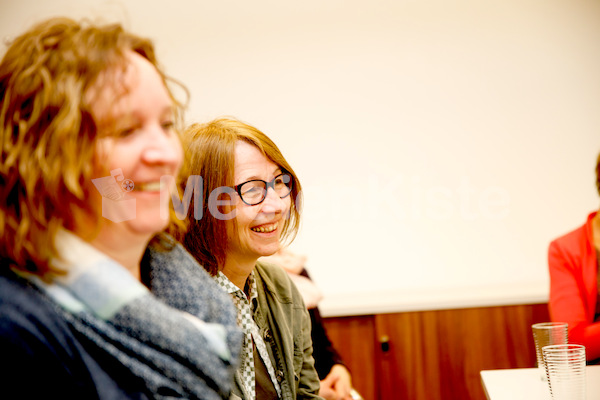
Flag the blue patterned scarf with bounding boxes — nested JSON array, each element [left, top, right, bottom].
[[26, 231, 242, 399]]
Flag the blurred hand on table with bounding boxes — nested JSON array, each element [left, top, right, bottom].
[[319, 364, 355, 400]]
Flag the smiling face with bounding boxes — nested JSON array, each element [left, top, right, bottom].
[[89, 51, 182, 245], [226, 140, 291, 267]]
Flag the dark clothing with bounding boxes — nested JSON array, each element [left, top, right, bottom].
[[0, 269, 149, 400], [308, 307, 346, 380], [0, 235, 241, 399], [299, 269, 346, 380]]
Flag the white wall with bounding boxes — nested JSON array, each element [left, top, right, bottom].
[[2, 0, 600, 316]]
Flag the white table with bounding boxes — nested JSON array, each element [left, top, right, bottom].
[[480, 366, 600, 400]]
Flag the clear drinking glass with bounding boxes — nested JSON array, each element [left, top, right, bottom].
[[542, 344, 586, 400], [532, 322, 568, 381]]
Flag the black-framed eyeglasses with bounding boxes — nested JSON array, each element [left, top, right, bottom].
[[233, 173, 293, 206]]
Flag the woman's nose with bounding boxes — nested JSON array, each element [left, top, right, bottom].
[[260, 187, 286, 213], [142, 126, 182, 166]]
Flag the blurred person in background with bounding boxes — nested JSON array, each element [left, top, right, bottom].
[[548, 152, 600, 363], [0, 17, 241, 399]]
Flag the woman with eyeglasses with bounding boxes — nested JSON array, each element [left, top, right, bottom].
[[177, 117, 323, 400]]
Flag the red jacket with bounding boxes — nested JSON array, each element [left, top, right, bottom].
[[548, 211, 600, 360]]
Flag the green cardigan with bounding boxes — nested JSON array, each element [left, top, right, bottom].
[[231, 261, 323, 400]]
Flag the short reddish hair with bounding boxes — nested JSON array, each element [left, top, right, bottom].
[[178, 117, 302, 275]]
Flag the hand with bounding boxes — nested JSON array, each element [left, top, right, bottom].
[[261, 247, 307, 274], [319, 364, 353, 400]]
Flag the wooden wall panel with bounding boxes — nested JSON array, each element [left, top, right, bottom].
[[323, 303, 550, 400], [319, 315, 378, 400]]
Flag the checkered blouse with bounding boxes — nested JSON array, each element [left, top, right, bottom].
[[215, 271, 282, 399]]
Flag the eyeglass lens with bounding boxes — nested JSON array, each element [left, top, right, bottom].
[[238, 174, 292, 205]]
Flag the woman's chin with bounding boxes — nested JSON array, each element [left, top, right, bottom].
[[256, 243, 282, 259], [121, 215, 170, 238]]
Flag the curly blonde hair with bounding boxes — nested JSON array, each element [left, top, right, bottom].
[[0, 17, 183, 275]]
